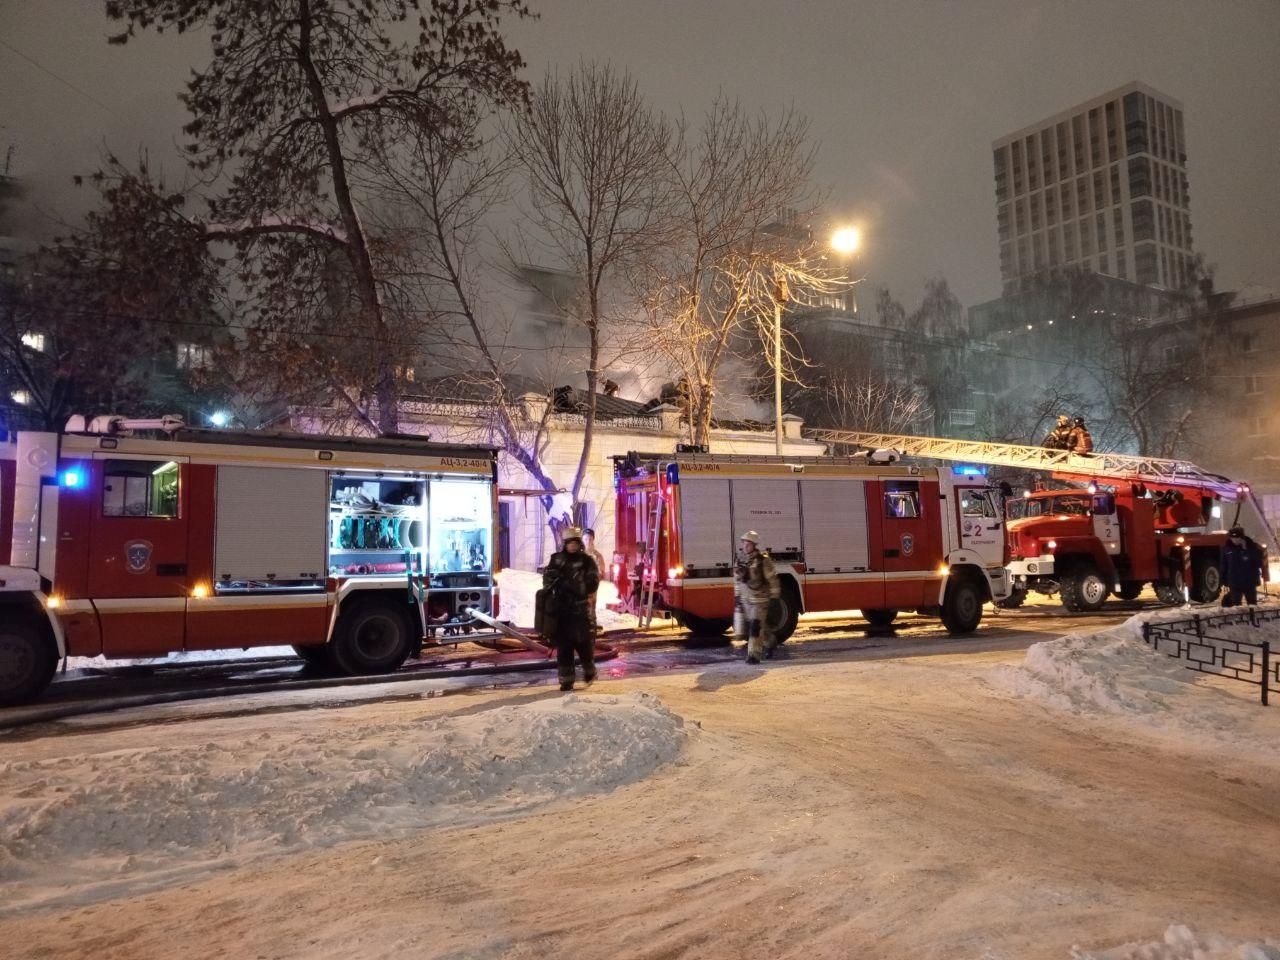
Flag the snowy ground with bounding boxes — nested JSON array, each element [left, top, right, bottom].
[[996, 603, 1280, 765], [4, 602, 1280, 959]]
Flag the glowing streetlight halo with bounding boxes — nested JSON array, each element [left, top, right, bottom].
[[830, 225, 861, 256]]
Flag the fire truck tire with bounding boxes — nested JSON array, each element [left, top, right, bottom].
[[862, 609, 898, 629], [678, 614, 733, 638], [331, 600, 413, 675], [941, 576, 983, 635], [1191, 557, 1223, 603], [1115, 581, 1145, 601], [1154, 571, 1185, 606], [767, 583, 801, 644], [0, 617, 58, 706], [995, 585, 1027, 609], [292, 644, 339, 671], [1060, 564, 1109, 612]]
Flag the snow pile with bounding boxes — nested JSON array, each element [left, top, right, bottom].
[[0, 691, 688, 912], [997, 605, 1280, 762], [497, 567, 631, 632], [1073, 924, 1280, 959]]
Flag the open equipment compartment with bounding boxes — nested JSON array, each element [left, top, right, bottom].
[[423, 477, 495, 636], [327, 471, 496, 638], [328, 472, 428, 577]]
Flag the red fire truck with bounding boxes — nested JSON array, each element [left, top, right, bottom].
[[0, 417, 500, 704], [1004, 479, 1234, 610], [807, 429, 1276, 613], [611, 450, 1012, 639]]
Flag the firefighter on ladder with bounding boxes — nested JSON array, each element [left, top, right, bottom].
[[736, 531, 781, 664]]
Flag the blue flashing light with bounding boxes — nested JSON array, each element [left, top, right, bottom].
[[61, 468, 84, 488], [953, 465, 987, 477], [665, 463, 680, 484]]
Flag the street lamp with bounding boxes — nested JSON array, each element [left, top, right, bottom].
[[830, 226, 861, 313], [771, 226, 863, 455]]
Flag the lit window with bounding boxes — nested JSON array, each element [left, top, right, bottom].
[[176, 342, 213, 370], [20, 332, 46, 352], [10, 389, 31, 406]]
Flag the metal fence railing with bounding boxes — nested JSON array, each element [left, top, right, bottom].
[[1141, 608, 1279, 706]]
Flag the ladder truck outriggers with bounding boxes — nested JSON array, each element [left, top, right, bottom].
[[808, 430, 1276, 613], [610, 448, 1013, 640], [0, 416, 505, 705]]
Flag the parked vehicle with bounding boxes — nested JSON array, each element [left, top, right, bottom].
[[1004, 483, 1228, 611], [611, 450, 1011, 640], [0, 416, 499, 704]]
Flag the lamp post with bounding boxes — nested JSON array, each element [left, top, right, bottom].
[[772, 275, 790, 455]]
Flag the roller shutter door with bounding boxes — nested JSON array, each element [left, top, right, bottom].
[[215, 466, 327, 581], [678, 477, 733, 572], [730, 479, 801, 556], [800, 479, 870, 572]]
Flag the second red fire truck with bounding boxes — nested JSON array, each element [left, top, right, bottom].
[[611, 449, 1013, 640]]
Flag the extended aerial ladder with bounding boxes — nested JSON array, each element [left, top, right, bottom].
[[806, 429, 1279, 555]]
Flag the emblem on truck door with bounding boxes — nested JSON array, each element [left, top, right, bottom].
[[900, 533, 915, 556], [124, 539, 154, 574]]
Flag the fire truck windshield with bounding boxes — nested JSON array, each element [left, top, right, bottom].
[[1006, 494, 1092, 520]]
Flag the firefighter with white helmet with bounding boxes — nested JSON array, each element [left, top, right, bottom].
[[542, 526, 601, 691], [736, 530, 781, 664]]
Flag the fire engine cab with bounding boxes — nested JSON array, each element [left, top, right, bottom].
[[0, 417, 500, 704], [611, 450, 1011, 639]]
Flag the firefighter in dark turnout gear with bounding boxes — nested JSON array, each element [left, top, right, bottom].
[[1042, 415, 1072, 451], [1067, 417, 1094, 455], [543, 527, 600, 691], [1221, 526, 1266, 607]]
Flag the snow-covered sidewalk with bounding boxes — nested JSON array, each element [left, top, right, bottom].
[[996, 604, 1280, 764], [0, 691, 689, 914]]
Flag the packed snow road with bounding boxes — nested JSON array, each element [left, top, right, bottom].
[[2, 599, 1159, 731], [3, 600, 1278, 959]]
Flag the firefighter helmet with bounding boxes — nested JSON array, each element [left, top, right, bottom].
[[739, 530, 760, 543], [561, 526, 584, 544]]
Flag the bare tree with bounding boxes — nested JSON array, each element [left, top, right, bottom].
[[101, 0, 532, 433], [506, 62, 671, 506], [637, 99, 845, 445], [374, 68, 659, 537]]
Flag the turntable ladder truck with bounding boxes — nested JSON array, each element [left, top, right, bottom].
[[808, 429, 1274, 612]]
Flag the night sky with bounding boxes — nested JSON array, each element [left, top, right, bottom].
[[2, 0, 1277, 307]]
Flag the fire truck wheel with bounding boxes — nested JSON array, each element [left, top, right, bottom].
[[0, 618, 58, 706], [1115, 581, 1145, 601], [1061, 564, 1109, 612], [862, 609, 898, 629], [767, 583, 801, 643], [1191, 557, 1223, 603], [292, 644, 339, 672], [1154, 572, 1185, 606], [994, 585, 1027, 609], [678, 614, 733, 638], [941, 577, 983, 635], [331, 600, 412, 675]]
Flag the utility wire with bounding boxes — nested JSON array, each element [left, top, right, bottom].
[[0, 37, 122, 119]]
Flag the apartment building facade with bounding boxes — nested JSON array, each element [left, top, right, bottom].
[[993, 81, 1194, 294]]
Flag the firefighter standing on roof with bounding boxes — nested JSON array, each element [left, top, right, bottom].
[[736, 531, 781, 664], [542, 527, 600, 691]]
